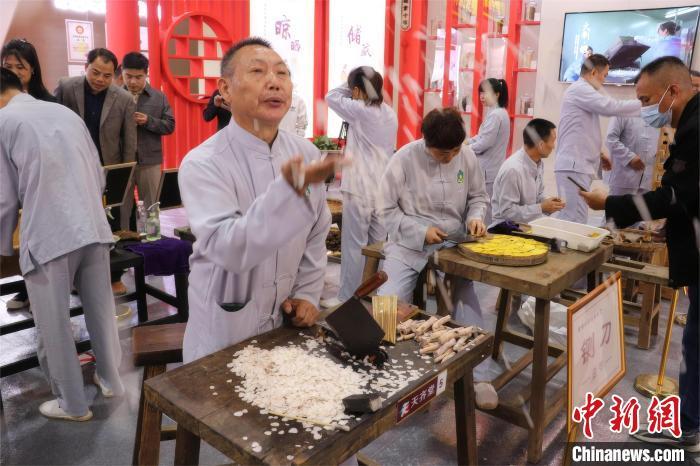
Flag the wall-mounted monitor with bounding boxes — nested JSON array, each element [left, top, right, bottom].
[[559, 6, 699, 85]]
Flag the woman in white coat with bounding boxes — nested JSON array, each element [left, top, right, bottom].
[[467, 78, 511, 225], [377, 108, 498, 409], [325, 67, 398, 306]]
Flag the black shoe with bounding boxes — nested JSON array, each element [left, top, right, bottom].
[[632, 426, 700, 453]]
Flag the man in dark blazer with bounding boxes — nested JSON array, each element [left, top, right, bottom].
[[55, 48, 136, 168], [581, 57, 698, 453], [120, 52, 175, 214]]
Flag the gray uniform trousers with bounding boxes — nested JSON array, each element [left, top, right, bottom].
[[24, 243, 124, 416]]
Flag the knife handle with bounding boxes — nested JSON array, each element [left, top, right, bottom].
[[353, 271, 388, 298]]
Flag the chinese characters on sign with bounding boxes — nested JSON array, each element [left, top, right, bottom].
[[65, 19, 94, 62], [572, 392, 681, 440], [396, 371, 447, 423], [275, 15, 291, 40], [400, 0, 412, 31]]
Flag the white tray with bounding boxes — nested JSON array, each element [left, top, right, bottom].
[[528, 217, 608, 252]]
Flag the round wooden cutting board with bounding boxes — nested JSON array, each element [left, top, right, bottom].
[[457, 234, 548, 266]]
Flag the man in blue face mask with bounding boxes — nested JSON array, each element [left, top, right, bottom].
[[581, 56, 699, 454]]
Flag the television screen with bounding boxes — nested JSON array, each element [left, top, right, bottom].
[[559, 7, 699, 84]]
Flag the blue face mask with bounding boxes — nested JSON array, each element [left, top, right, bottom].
[[640, 85, 675, 128]]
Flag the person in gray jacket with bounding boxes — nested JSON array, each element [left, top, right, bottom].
[[120, 52, 175, 212], [1, 69, 124, 421]]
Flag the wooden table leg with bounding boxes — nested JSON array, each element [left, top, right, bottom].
[[587, 271, 597, 292], [174, 273, 189, 323], [134, 365, 166, 466], [134, 263, 148, 322], [361, 256, 380, 283], [454, 371, 478, 466], [527, 298, 550, 464], [637, 282, 655, 349], [174, 424, 201, 466], [492, 289, 512, 361]]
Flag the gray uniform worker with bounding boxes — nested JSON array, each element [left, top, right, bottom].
[[491, 118, 564, 226], [554, 54, 641, 224], [377, 109, 497, 405], [467, 79, 510, 226], [326, 69, 398, 303], [605, 116, 659, 196], [178, 38, 336, 363], [0, 79, 123, 419]]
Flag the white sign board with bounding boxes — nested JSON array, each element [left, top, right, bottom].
[[400, 0, 411, 31], [65, 19, 94, 62], [327, 0, 386, 138], [250, 0, 315, 138], [567, 272, 625, 432]]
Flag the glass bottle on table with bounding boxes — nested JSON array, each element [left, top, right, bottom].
[[136, 200, 147, 239], [146, 202, 161, 241]]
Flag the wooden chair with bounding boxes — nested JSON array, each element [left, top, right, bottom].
[[132, 323, 186, 466]]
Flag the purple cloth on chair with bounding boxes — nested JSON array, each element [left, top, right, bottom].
[[124, 237, 192, 276]]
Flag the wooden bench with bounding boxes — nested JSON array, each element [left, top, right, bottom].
[[132, 323, 186, 466], [561, 257, 671, 349]]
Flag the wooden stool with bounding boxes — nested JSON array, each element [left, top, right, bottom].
[[132, 323, 186, 466], [562, 258, 669, 349]]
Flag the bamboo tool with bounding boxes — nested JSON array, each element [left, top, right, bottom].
[[372, 295, 398, 343], [268, 411, 350, 432], [634, 289, 680, 398]]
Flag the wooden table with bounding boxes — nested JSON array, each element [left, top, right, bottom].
[[437, 244, 613, 464], [145, 322, 493, 465]]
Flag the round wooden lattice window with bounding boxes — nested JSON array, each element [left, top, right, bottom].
[[161, 12, 232, 104]]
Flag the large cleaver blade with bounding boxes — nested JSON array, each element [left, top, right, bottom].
[[325, 271, 388, 357]]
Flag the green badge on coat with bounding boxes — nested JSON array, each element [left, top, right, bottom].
[[457, 169, 465, 184]]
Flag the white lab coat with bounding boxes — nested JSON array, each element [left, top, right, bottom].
[[491, 148, 546, 226], [378, 139, 488, 272], [467, 106, 510, 185], [605, 116, 659, 195], [326, 84, 398, 301], [325, 84, 398, 200], [279, 92, 308, 137], [0, 93, 113, 273], [178, 119, 331, 362], [554, 79, 641, 176]]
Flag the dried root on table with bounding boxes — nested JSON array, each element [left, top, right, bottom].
[[396, 317, 478, 364]]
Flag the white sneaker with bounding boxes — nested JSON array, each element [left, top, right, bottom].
[[6, 292, 29, 310], [474, 382, 498, 410], [320, 297, 343, 309], [39, 399, 92, 421], [93, 372, 114, 397]]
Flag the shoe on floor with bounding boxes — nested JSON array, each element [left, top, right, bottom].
[[39, 400, 92, 421], [6, 291, 29, 310], [675, 313, 687, 327], [93, 372, 114, 397], [474, 382, 498, 410], [632, 426, 700, 452], [111, 281, 127, 296], [320, 297, 343, 309]]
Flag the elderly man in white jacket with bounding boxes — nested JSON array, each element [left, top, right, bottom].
[[178, 38, 340, 362], [0, 68, 124, 421], [554, 54, 641, 224], [377, 108, 500, 409]]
